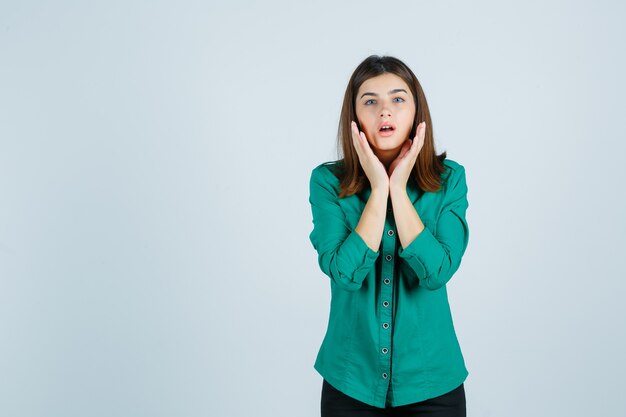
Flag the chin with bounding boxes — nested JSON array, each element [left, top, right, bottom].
[[373, 142, 404, 153], [375, 137, 405, 149]]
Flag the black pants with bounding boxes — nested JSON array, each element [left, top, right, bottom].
[[321, 379, 466, 417]]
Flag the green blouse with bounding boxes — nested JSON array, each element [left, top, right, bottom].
[[308, 158, 470, 408]]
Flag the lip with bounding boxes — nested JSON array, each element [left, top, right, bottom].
[[378, 122, 396, 137]]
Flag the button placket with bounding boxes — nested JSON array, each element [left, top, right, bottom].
[[378, 218, 396, 392]]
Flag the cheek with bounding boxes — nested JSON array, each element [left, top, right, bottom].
[[400, 110, 416, 128], [360, 109, 379, 126], [355, 114, 372, 133]]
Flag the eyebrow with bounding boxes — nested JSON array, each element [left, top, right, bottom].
[[360, 88, 408, 99]]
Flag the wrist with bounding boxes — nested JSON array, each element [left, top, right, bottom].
[[389, 183, 408, 198], [370, 186, 389, 200]]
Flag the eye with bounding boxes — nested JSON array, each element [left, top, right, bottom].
[[365, 99, 376, 105], [393, 97, 405, 103]]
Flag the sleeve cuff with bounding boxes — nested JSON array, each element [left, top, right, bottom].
[[337, 229, 380, 274], [397, 225, 443, 279]]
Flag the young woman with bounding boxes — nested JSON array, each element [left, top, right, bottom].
[[308, 55, 470, 417]]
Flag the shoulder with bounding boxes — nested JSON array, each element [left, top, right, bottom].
[[310, 160, 343, 186], [440, 158, 468, 199], [441, 158, 466, 184], [442, 158, 465, 176]]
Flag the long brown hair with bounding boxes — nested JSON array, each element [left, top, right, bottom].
[[332, 55, 448, 198]]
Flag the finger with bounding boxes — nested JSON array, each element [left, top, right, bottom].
[[351, 121, 363, 155], [352, 121, 379, 162], [352, 121, 365, 145], [412, 122, 423, 140], [357, 128, 374, 157], [411, 122, 426, 149], [359, 131, 371, 152], [408, 134, 421, 158], [352, 123, 372, 166], [399, 140, 411, 158]]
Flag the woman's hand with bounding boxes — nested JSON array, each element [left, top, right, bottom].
[[388, 121, 426, 191], [351, 121, 389, 192]]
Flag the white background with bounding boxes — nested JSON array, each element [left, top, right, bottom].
[[1, 1, 625, 416]]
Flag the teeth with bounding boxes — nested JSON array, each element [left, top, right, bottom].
[[381, 126, 393, 130]]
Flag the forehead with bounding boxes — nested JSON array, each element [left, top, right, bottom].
[[357, 72, 410, 94]]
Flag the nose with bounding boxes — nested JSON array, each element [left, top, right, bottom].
[[380, 103, 391, 118]]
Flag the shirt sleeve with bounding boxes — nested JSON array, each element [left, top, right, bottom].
[[308, 166, 380, 292], [397, 165, 470, 291]]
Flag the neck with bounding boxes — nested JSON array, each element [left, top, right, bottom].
[[374, 148, 402, 171]]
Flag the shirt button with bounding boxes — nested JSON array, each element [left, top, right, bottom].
[[384, 278, 390, 285], [383, 301, 389, 307], [387, 229, 394, 236], [382, 323, 389, 329], [382, 347, 388, 354], [382, 373, 388, 379], [385, 254, 393, 261]]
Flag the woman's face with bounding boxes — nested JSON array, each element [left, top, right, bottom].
[[354, 72, 416, 157]]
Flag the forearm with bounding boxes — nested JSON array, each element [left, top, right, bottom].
[[355, 187, 388, 252], [391, 167, 470, 290], [390, 184, 425, 250]]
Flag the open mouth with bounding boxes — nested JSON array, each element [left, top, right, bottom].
[[379, 124, 396, 136]]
